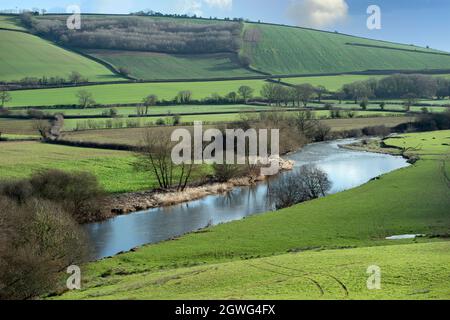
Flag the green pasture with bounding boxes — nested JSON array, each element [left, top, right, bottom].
[[242, 23, 450, 75], [86, 50, 258, 80]]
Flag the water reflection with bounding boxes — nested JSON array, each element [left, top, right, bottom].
[[85, 139, 409, 259]]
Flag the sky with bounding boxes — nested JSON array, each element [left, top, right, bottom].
[[2, 0, 450, 51]]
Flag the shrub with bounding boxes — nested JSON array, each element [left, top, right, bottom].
[[156, 118, 166, 126], [213, 164, 245, 182], [0, 180, 33, 204], [362, 125, 391, 137], [0, 196, 87, 300], [28, 170, 107, 224], [268, 165, 331, 210], [172, 114, 181, 126]]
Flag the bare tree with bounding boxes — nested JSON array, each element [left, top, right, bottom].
[[68, 71, 87, 84], [76, 90, 95, 109], [315, 85, 327, 103], [292, 110, 318, 138], [294, 84, 315, 107], [142, 94, 158, 114], [403, 93, 418, 112], [268, 172, 309, 209], [135, 129, 199, 191], [0, 89, 11, 108], [268, 165, 331, 209], [33, 119, 51, 140], [313, 122, 331, 142], [299, 164, 332, 199], [176, 91, 192, 104]]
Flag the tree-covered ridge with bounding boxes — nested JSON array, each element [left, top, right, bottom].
[[21, 14, 242, 54]]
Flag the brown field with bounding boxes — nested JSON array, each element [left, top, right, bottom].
[[62, 116, 414, 146]]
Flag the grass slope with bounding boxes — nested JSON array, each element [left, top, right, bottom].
[[0, 141, 155, 193], [0, 15, 26, 30], [56, 241, 450, 300], [6, 80, 266, 107], [54, 130, 450, 300], [85, 50, 258, 80], [242, 23, 450, 75], [0, 30, 123, 82]]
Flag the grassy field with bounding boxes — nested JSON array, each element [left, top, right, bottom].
[[56, 241, 450, 300], [0, 30, 123, 82], [59, 116, 412, 145], [55, 130, 450, 299], [0, 15, 26, 30], [6, 80, 267, 107], [0, 118, 37, 135], [283, 75, 387, 91], [10, 104, 272, 117], [86, 50, 258, 80], [60, 112, 407, 132], [242, 23, 450, 75], [0, 141, 157, 193]]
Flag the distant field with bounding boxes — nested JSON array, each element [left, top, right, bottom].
[[6, 80, 267, 107], [60, 111, 405, 131], [61, 116, 412, 146], [0, 15, 25, 30], [282, 74, 387, 91], [242, 23, 450, 75], [0, 118, 36, 135], [0, 30, 123, 82], [283, 74, 450, 92], [86, 50, 258, 80], [11, 104, 271, 117]]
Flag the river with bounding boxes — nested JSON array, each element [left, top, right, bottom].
[[85, 139, 409, 260]]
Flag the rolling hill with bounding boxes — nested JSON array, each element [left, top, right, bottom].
[[241, 23, 450, 75], [6, 14, 450, 83], [0, 29, 123, 82], [84, 50, 258, 80]]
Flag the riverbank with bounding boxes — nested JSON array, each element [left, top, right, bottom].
[[107, 157, 295, 216], [56, 130, 450, 300], [339, 136, 421, 164]]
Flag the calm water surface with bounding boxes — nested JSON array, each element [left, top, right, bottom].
[[85, 139, 409, 260]]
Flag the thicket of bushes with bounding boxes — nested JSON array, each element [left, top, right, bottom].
[[0, 170, 107, 224], [21, 14, 242, 54], [342, 74, 450, 101], [0, 196, 87, 300]]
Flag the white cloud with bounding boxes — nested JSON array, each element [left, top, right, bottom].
[[177, 0, 204, 16], [287, 0, 349, 29], [204, 0, 233, 10]]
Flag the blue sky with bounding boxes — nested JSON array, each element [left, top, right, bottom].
[[3, 0, 450, 51]]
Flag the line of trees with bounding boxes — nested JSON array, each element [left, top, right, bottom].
[[21, 14, 242, 54], [1, 72, 89, 88], [260, 82, 326, 107], [341, 74, 450, 103]]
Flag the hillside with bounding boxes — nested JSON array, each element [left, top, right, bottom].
[[242, 23, 450, 75], [9, 14, 450, 82], [0, 29, 123, 82], [84, 50, 258, 80]]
